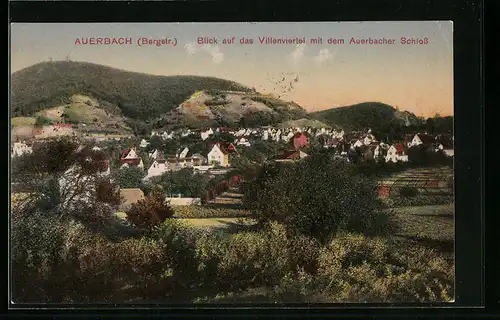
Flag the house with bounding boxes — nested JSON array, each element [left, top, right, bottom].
[[410, 133, 436, 147], [149, 149, 161, 160], [218, 127, 235, 134], [292, 132, 309, 150], [207, 143, 230, 167], [373, 144, 389, 161], [436, 141, 454, 157], [351, 139, 364, 149], [363, 134, 376, 146], [191, 153, 208, 164], [275, 150, 309, 162], [435, 134, 454, 157], [261, 131, 269, 141], [235, 129, 246, 137], [324, 138, 340, 149], [178, 147, 189, 159], [146, 159, 169, 179], [201, 128, 214, 140], [120, 148, 144, 169], [139, 139, 149, 148], [165, 157, 203, 170], [385, 144, 409, 163], [11, 142, 32, 157], [119, 188, 145, 212], [236, 137, 251, 147]]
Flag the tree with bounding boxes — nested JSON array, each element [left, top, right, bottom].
[[113, 166, 146, 189], [154, 168, 211, 198], [126, 191, 175, 230], [425, 118, 436, 135], [11, 137, 121, 225], [242, 154, 389, 243], [147, 135, 164, 152]]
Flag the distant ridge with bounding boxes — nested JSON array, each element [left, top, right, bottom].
[[310, 102, 422, 131]]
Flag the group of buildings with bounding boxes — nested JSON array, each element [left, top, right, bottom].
[[11, 124, 454, 188]]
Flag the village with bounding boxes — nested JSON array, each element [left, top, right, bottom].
[[11, 123, 454, 210]]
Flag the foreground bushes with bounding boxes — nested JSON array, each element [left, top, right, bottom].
[[11, 212, 169, 303], [11, 213, 454, 304]]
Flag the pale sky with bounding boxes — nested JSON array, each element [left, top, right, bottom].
[[10, 22, 453, 117]]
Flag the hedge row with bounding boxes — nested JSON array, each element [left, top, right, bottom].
[[173, 206, 253, 218], [383, 195, 454, 208]]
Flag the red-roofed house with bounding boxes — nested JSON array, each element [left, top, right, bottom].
[[120, 148, 144, 169], [292, 132, 309, 150], [275, 150, 309, 162], [385, 143, 409, 163]]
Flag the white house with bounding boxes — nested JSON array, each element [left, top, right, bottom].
[[385, 144, 409, 163], [123, 148, 138, 159], [207, 144, 230, 167], [140, 139, 149, 148], [178, 147, 189, 159], [235, 129, 246, 137], [11, 142, 32, 157], [162, 131, 174, 140], [410, 133, 435, 147], [149, 149, 159, 159], [201, 128, 214, 140], [146, 160, 168, 179], [437, 144, 454, 157], [262, 131, 269, 141], [352, 140, 364, 148], [236, 137, 251, 147], [180, 129, 192, 137]]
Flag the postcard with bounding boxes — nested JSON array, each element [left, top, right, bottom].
[[10, 21, 454, 305]]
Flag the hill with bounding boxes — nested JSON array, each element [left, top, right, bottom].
[[11, 61, 252, 121], [310, 102, 422, 132], [11, 61, 308, 132]]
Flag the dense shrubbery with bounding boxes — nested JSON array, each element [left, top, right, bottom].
[[11, 209, 454, 304], [242, 154, 393, 242]]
